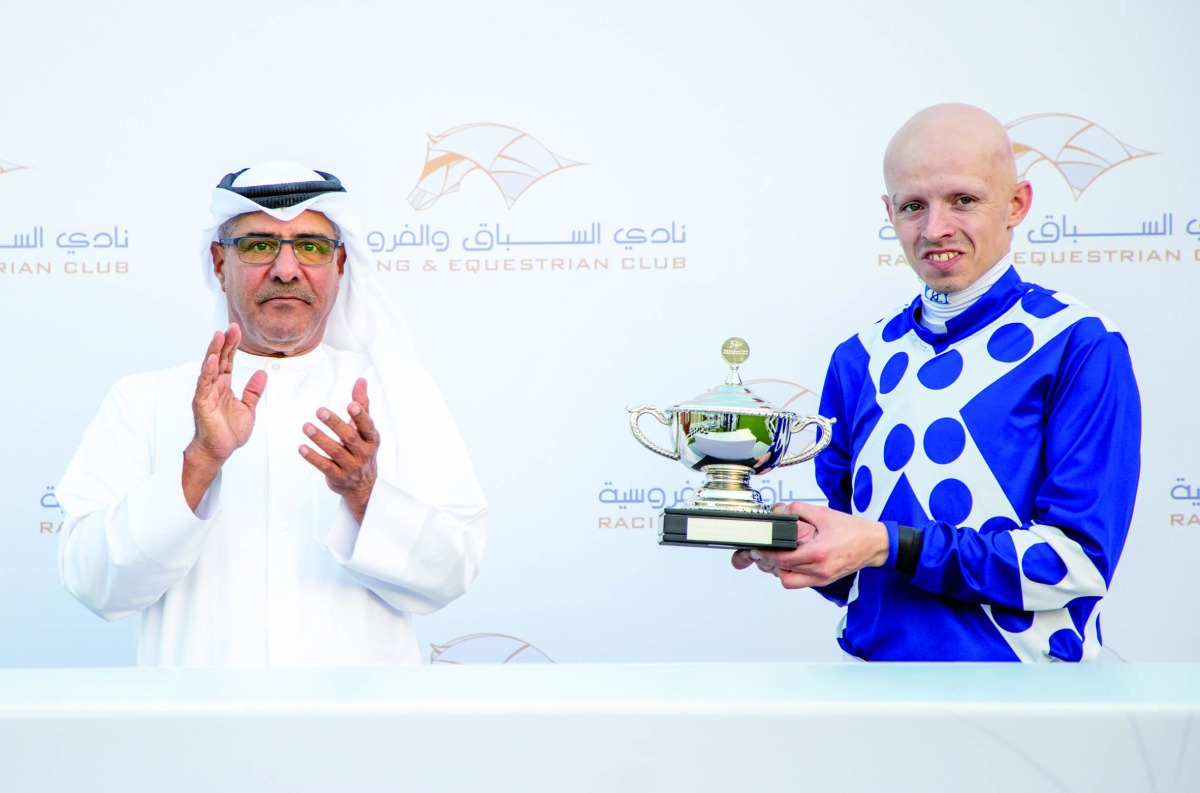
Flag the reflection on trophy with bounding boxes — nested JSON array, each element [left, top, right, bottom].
[[627, 338, 834, 549]]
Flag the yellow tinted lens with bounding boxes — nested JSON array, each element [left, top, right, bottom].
[[236, 237, 280, 263], [294, 238, 334, 264]]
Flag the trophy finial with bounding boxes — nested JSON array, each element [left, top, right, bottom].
[[721, 337, 749, 385]]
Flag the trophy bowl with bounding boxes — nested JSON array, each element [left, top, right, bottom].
[[626, 338, 834, 548]]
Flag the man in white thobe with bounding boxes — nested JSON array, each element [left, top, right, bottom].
[[57, 162, 487, 666]]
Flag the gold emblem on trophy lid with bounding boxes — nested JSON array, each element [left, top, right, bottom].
[[721, 337, 750, 365], [721, 337, 750, 386]]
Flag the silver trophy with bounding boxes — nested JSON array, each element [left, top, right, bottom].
[[627, 338, 834, 549]]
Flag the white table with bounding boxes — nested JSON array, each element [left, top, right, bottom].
[[2, 663, 1197, 792]]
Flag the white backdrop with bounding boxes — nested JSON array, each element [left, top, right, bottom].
[[2, 0, 1197, 666]]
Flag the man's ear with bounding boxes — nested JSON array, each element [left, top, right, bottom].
[[211, 241, 228, 291], [1007, 180, 1033, 230], [337, 245, 346, 277], [882, 194, 895, 223]]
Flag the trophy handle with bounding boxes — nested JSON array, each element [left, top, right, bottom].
[[778, 415, 836, 467], [626, 405, 680, 461]]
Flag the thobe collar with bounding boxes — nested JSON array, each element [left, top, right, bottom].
[[235, 343, 329, 373]]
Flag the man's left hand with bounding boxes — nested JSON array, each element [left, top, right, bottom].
[[300, 378, 379, 524], [731, 501, 890, 589]]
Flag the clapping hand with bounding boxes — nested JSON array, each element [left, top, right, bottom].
[[300, 377, 379, 524]]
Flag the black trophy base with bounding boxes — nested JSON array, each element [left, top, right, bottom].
[[659, 507, 798, 550]]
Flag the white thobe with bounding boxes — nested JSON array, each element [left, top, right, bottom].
[[57, 345, 487, 666]]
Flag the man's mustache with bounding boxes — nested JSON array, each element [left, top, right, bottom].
[[255, 284, 315, 304]]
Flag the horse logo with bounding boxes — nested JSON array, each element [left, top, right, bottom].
[[408, 123, 582, 210], [1006, 114, 1156, 198]]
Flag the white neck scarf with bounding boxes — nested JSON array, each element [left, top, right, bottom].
[[919, 254, 1012, 333]]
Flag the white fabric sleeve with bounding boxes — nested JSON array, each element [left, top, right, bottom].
[[57, 378, 218, 620], [313, 358, 488, 615], [318, 479, 487, 614]]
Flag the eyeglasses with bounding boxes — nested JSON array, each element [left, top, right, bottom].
[[218, 236, 343, 265]]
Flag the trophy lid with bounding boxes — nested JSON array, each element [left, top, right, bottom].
[[677, 338, 785, 414]]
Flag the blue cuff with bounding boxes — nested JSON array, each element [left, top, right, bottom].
[[882, 520, 900, 569]]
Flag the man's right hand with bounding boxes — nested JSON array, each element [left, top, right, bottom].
[[182, 324, 267, 511], [730, 501, 889, 589]]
